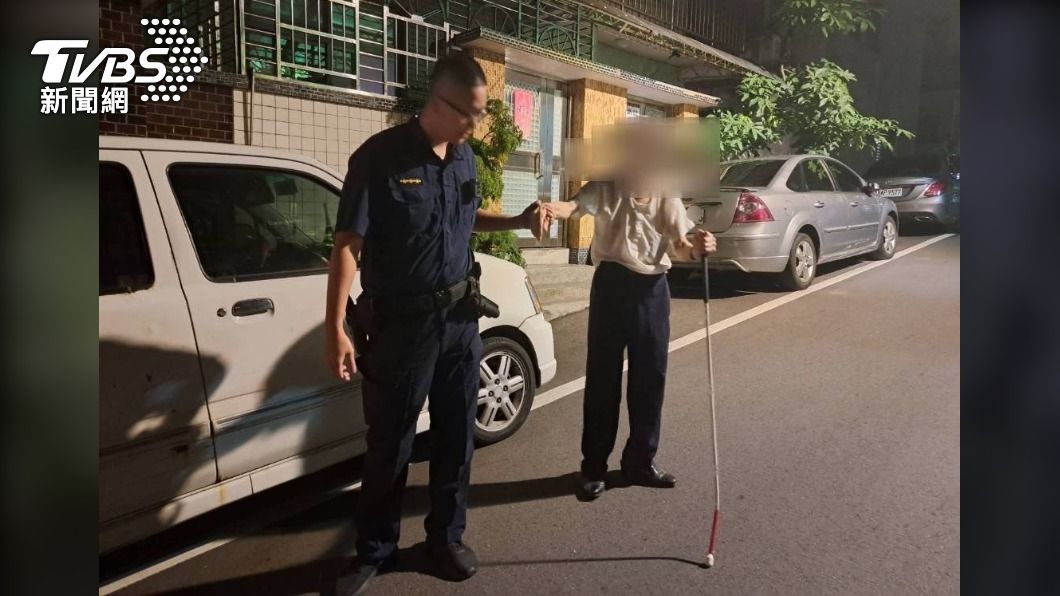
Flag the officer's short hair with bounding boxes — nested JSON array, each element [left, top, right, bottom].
[[428, 52, 487, 94]]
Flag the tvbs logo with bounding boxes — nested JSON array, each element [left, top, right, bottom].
[[33, 39, 169, 84], [32, 18, 208, 114]]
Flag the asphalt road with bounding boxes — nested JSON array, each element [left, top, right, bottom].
[[102, 233, 960, 596]]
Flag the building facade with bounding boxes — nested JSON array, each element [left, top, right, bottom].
[[101, 0, 770, 261]]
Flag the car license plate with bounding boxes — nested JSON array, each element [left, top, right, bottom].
[[878, 187, 903, 198]]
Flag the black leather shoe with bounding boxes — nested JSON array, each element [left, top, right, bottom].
[[622, 463, 677, 488], [577, 474, 606, 501], [426, 541, 478, 581], [335, 553, 396, 596]]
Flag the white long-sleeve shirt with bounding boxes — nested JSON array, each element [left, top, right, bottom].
[[571, 181, 695, 275]]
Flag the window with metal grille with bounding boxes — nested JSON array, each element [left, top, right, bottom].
[[164, 1, 446, 98], [626, 97, 666, 119]]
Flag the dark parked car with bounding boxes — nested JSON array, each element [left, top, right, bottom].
[[864, 154, 960, 232]]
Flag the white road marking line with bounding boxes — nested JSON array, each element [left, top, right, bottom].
[[102, 234, 953, 593], [99, 481, 363, 595], [533, 234, 954, 411]]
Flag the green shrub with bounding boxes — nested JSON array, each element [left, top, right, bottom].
[[470, 228, 525, 267], [468, 99, 525, 267]]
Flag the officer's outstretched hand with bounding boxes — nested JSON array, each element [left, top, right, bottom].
[[326, 330, 357, 381], [521, 201, 550, 241]]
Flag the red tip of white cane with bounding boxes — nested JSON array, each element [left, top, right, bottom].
[[702, 508, 720, 569]]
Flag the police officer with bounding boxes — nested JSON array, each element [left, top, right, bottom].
[[324, 54, 548, 594]]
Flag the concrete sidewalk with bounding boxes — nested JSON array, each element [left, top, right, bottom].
[[523, 247, 594, 321]]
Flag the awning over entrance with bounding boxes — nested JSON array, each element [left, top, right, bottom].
[[452, 28, 720, 108]]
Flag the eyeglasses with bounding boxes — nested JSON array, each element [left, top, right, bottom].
[[438, 94, 486, 123]]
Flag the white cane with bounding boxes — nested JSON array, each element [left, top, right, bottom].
[[701, 252, 721, 569]]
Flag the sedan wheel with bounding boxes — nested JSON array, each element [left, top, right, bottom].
[[868, 216, 898, 260], [778, 233, 817, 291], [474, 336, 536, 445]]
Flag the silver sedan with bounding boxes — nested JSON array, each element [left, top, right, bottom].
[[864, 153, 960, 231], [676, 155, 899, 290]]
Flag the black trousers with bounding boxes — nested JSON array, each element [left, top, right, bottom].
[[353, 300, 482, 563], [581, 261, 671, 478]]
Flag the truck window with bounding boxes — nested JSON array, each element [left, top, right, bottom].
[[100, 162, 154, 295], [168, 164, 339, 281]]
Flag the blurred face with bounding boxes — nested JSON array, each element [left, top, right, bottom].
[[565, 118, 720, 200], [430, 81, 487, 144]]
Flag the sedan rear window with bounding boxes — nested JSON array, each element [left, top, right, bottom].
[[721, 160, 785, 187], [866, 155, 943, 178]]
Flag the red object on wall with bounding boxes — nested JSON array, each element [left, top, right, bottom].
[[512, 89, 533, 138]]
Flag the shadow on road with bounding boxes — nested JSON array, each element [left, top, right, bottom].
[[901, 222, 957, 237], [259, 468, 677, 553], [142, 556, 349, 596], [668, 270, 765, 300], [147, 548, 707, 596], [267, 470, 583, 536], [102, 444, 590, 591], [667, 252, 892, 301], [481, 555, 706, 568], [145, 549, 448, 596], [135, 470, 663, 594]]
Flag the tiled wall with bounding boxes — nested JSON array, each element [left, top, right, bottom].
[[566, 78, 628, 256], [232, 90, 410, 176], [466, 47, 507, 141], [669, 103, 700, 118]]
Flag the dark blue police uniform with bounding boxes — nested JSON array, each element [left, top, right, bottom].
[[335, 117, 482, 564]]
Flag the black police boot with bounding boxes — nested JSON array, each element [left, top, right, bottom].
[[577, 473, 606, 501], [426, 541, 478, 581], [621, 462, 677, 488], [335, 553, 396, 596]]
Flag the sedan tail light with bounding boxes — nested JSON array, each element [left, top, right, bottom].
[[923, 182, 946, 197], [732, 192, 775, 223]]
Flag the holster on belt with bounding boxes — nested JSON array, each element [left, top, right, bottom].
[[466, 260, 500, 318], [348, 253, 500, 333], [346, 294, 371, 355]]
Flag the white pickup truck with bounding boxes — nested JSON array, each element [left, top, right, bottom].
[[99, 136, 556, 552]]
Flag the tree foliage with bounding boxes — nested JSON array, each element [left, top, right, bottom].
[[468, 99, 523, 205], [467, 99, 527, 267], [717, 60, 912, 160], [774, 0, 882, 38]]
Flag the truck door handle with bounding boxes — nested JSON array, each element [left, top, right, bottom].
[[813, 201, 825, 208], [533, 152, 543, 179], [231, 298, 274, 317]]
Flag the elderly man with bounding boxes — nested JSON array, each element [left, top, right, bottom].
[[545, 183, 716, 501]]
